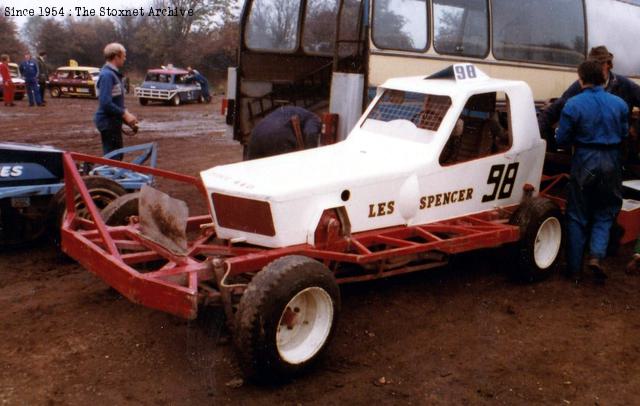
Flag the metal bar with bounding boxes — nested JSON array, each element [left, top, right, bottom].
[[373, 235, 420, 247], [62, 153, 120, 258], [350, 238, 372, 255], [69, 152, 201, 186]]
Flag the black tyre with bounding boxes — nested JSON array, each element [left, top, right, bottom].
[[171, 95, 180, 106], [101, 192, 140, 226], [509, 197, 563, 282], [50, 87, 61, 98], [234, 255, 340, 382], [139, 97, 148, 106], [49, 176, 127, 246], [14, 93, 24, 101]]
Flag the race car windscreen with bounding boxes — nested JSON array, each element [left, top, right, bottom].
[[145, 73, 172, 83], [363, 90, 452, 134]]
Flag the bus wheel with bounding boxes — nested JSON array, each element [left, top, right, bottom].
[[509, 197, 563, 282], [234, 255, 340, 382], [50, 87, 61, 98]]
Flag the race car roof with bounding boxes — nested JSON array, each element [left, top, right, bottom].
[[56, 66, 100, 72], [147, 68, 189, 75]]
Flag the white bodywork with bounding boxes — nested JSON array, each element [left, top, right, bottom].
[[201, 66, 546, 248]]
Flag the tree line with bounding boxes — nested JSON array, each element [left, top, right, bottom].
[[0, 0, 240, 83]]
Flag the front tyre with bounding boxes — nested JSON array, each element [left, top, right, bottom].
[[234, 255, 340, 382], [171, 95, 180, 106], [139, 98, 148, 106], [50, 87, 61, 98], [509, 197, 563, 282]]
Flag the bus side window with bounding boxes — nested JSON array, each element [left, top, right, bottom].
[[245, 0, 303, 52], [372, 0, 428, 52], [433, 0, 489, 58]]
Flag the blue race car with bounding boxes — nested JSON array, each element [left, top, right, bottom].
[[134, 68, 204, 106], [0, 142, 157, 246]]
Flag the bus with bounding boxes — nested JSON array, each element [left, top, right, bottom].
[[225, 0, 640, 148]]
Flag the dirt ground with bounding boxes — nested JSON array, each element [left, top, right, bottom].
[[1, 95, 640, 405]]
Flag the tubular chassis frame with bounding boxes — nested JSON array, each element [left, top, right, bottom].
[[61, 154, 567, 320]]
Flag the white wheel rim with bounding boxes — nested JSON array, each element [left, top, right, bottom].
[[533, 217, 562, 269], [276, 287, 334, 365]]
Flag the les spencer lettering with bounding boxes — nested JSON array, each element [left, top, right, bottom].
[[368, 188, 474, 218]]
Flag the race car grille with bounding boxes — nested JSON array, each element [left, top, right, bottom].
[[211, 193, 275, 236]]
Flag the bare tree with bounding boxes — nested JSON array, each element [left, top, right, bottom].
[[0, 13, 27, 60]]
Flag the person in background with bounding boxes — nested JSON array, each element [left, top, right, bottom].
[[19, 52, 43, 107], [36, 51, 49, 105], [539, 46, 640, 152], [247, 106, 321, 160], [0, 54, 15, 107], [94, 43, 137, 160], [556, 60, 629, 284], [187, 66, 211, 103]]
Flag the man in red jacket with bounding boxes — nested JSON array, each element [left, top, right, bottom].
[[0, 54, 15, 107]]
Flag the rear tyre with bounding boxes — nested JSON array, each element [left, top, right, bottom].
[[139, 98, 149, 106], [49, 176, 127, 247], [509, 197, 563, 282], [101, 192, 140, 226], [50, 87, 61, 98], [234, 255, 340, 382]]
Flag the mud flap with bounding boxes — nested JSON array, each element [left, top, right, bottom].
[[139, 185, 188, 256]]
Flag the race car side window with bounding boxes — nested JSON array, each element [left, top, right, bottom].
[[364, 90, 452, 131], [439, 91, 512, 165]]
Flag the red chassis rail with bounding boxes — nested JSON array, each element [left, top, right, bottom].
[[61, 152, 521, 320]]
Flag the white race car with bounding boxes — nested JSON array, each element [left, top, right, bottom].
[[202, 64, 549, 248], [64, 64, 566, 382], [197, 65, 564, 380]]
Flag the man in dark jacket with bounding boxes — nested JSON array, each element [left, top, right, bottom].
[[556, 61, 629, 283], [539, 46, 640, 151], [36, 51, 49, 104], [187, 67, 211, 102], [247, 106, 322, 160], [94, 43, 137, 160], [19, 52, 43, 107]]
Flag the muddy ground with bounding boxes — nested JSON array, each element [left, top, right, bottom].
[[1, 95, 639, 405]]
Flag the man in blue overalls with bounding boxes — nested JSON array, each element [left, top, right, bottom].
[[539, 46, 640, 152], [94, 43, 137, 160], [18, 52, 43, 107], [187, 67, 211, 102], [556, 60, 629, 283]]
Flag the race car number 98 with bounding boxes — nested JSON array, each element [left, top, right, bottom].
[[482, 163, 519, 202], [454, 65, 477, 80]]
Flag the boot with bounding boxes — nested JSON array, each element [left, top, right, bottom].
[[588, 257, 607, 283], [627, 254, 640, 274]]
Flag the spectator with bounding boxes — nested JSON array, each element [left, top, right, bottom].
[[19, 52, 43, 107], [36, 51, 49, 104], [0, 54, 15, 107], [94, 43, 137, 160], [539, 46, 640, 151], [556, 60, 629, 284], [187, 66, 211, 103]]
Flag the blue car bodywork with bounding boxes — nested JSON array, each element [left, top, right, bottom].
[[135, 68, 203, 105], [0, 142, 157, 245]]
